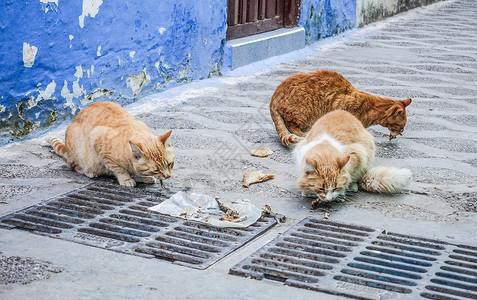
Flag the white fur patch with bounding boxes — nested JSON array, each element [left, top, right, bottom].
[[294, 133, 345, 171], [360, 167, 412, 193]]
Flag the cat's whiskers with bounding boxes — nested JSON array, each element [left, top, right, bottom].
[[334, 194, 348, 203], [338, 190, 356, 202]]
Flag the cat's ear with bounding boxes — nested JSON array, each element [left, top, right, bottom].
[[159, 130, 172, 146], [402, 98, 412, 107], [304, 159, 316, 174], [129, 141, 144, 160], [392, 106, 404, 117], [337, 155, 350, 170]]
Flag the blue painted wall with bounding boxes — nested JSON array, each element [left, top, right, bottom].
[[0, 0, 227, 144], [300, 0, 357, 44]]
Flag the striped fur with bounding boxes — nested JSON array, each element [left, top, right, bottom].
[[46, 136, 67, 158], [295, 110, 412, 207], [45, 101, 175, 187], [269, 69, 412, 146]]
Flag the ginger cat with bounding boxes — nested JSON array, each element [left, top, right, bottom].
[[294, 110, 411, 209], [47, 101, 174, 187], [269, 70, 412, 146]]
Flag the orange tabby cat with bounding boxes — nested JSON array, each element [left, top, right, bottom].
[[294, 110, 411, 208], [46, 101, 174, 187], [270, 70, 412, 146]]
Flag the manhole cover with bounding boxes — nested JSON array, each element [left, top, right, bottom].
[[230, 217, 477, 299], [0, 182, 276, 269]]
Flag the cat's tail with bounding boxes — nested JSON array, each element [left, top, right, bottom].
[[269, 106, 302, 147], [46, 136, 67, 159], [359, 166, 412, 193]]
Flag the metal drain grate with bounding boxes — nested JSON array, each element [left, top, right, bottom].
[[0, 182, 276, 269], [230, 217, 477, 299]]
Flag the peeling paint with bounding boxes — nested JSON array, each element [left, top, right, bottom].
[[79, 0, 103, 28], [154, 52, 193, 89], [81, 88, 113, 105], [61, 66, 85, 114], [10, 120, 41, 139], [36, 81, 57, 103], [25, 96, 36, 110], [127, 68, 150, 96], [40, 0, 59, 13], [0, 105, 5, 113], [73, 66, 86, 102], [61, 80, 76, 114], [158, 27, 166, 34], [2, 113, 12, 122], [69, 35, 74, 41], [97, 45, 101, 56], [23, 43, 38, 68], [74, 65, 83, 79], [46, 111, 58, 127], [129, 51, 136, 59], [72, 80, 84, 98], [178, 53, 192, 79]]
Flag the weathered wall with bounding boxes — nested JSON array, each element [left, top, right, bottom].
[[299, 0, 357, 44], [357, 0, 443, 26], [0, 0, 227, 144]]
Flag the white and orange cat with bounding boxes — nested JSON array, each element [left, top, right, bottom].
[[270, 70, 412, 146], [46, 101, 174, 187], [294, 110, 411, 208]]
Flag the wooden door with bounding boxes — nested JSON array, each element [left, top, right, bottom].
[[227, 0, 300, 40]]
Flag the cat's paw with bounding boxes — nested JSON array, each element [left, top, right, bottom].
[[348, 182, 359, 193], [74, 166, 84, 175], [84, 172, 96, 178], [120, 178, 136, 187], [141, 176, 156, 184], [335, 197, 346, 203], [292, 136, 305, 143], [283, 134, 303, 146]]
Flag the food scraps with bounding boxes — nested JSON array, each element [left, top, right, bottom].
[[262, 204, 286, 223], [243, 171, 274, 187], [250, 147, 273, 157], [216, 198, 244, 222]]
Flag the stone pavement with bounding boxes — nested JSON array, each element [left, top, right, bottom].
[[1, 0, 476, 298]]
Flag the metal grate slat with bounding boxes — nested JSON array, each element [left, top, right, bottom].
[[0, 181, 276, 269], [230, 217, 477, 299]]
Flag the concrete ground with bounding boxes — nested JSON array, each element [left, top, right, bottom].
[[1, 0, 476, 299]]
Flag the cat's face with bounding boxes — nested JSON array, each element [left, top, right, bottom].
[[130, 130, 175, 180], [383, 98, 412, 141], [298, 156, 351, 203]]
